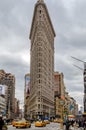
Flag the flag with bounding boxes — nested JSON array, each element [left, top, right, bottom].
[[70, 104, 74, 111]]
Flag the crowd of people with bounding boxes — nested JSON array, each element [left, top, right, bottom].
[[64, 119, 86, 130]]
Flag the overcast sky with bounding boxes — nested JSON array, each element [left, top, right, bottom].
[[0, 0, 86, 110]]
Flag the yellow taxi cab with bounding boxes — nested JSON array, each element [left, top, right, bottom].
[[44, 120, 50, 124], [15, 118, 31, 128], [54, 118, 63, 123], [35, 120, 46, 127], [12, 119, 19, 127]]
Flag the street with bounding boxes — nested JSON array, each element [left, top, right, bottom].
[[7, 122, 83, 130], [8, 122, 60, 130]]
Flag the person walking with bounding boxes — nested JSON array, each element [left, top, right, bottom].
[[0, 115, 4, 130], [83, 119, 86, 130], [65, 119, 71, 130]]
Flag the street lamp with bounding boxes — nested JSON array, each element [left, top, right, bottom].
[[71, 56, 86, 113], [59, 99, 65, 129]]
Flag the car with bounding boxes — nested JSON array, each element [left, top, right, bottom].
[[15, 118, 31, 128], [53, 118, 63, 123], [35, 120, 46, 127], [44, 120, 50, 124], [12, 119, 19, 127]]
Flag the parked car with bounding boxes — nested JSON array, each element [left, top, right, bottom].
[[35, 120, 46, 127], [15, 118, 31, 128], [12, 119, 19, 127], [53, 118, 63, 123], [44, 120, 50, 124]]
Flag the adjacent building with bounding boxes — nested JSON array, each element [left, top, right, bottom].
[[54, 72, 65, 117], [0, 95, 6, 115], [64, 92, 78, 118], [0, 70, 15, 119], [14, 98, 20, 118], [54, 72, 65, 98], [24, 73, 30, 119], [54, 72, 78, 118]]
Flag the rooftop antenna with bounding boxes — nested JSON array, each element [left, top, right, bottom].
[[71, 56, 86, 113]]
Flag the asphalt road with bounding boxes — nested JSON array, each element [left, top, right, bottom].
[[8, 122, 83, 130], [8, 122, 61, 130]]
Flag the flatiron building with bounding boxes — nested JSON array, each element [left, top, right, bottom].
[[29, 0, 56, 118]]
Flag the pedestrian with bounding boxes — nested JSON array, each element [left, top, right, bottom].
[[0, 115, 4, 130], [65, 119, 70, 130], [71, 120, 75, 127], [83, 119, 86, 130]]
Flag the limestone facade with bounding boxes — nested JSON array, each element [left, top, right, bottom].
[[29, 0, 55, 118]]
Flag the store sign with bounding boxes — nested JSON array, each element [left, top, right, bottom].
[[0, 85, 5, 95]]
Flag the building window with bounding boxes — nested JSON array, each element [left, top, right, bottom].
[[39, 80, 40, 83], [38, 74, 40, 78], [38, 104, 40, 109], [39, 10, 41, 14]]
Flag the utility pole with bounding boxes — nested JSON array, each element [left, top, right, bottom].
[[71, 56, 86, 113]]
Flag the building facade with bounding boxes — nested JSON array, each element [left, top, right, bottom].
[[64, 92, 78, 118], [54, 72, 65, 98], [29, 0, 55, 119], [14, 98, 20, 118], [0, 70, 15, 119], [24, 73, 30, 119], [54, 72, 65, 117], [0, 95, 6, 115]]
